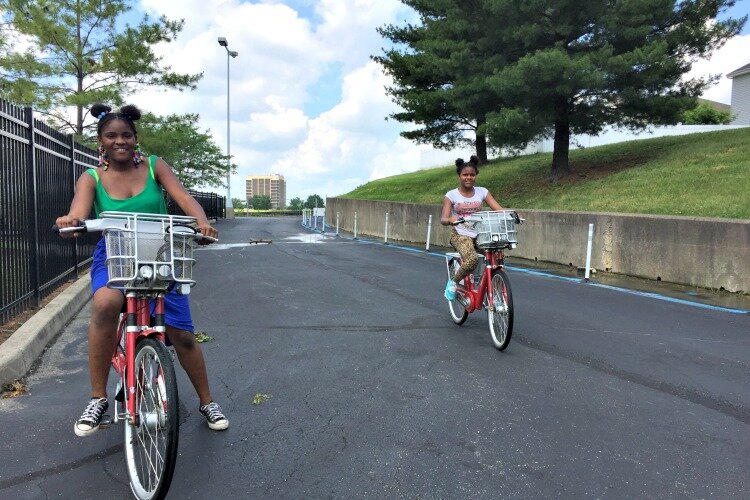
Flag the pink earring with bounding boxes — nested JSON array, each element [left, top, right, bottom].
[[133, 143, 144, 166], [98, 145, 109, 171]]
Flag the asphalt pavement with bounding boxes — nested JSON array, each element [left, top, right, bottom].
[[1, 217, 748, 498]]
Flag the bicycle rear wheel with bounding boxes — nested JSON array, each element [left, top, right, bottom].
[[447, 258, 469, 325], [486, 269, 514, 350], [125, 337, 179, 500]]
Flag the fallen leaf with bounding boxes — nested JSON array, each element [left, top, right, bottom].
[[252, 393, 272, 405], [2, 380, 27, 398], [195, 331, 213, 343]]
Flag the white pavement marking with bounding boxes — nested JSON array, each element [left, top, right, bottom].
[[281, 233, 332, 244]]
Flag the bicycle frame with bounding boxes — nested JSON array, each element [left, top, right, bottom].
[[456, 249, 506, 313], [113, 293, 168, 426]]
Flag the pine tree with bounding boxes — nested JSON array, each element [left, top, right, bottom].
[[485, 0, 746, 179], [374, 0, 510, 163]]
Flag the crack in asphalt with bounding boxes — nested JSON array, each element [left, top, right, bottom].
[[516, 336, 750, 426], [1, 398, 191, 491], [0, 443, 123, 490]]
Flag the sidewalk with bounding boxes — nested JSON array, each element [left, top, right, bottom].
[[0, 275, 91, 386]]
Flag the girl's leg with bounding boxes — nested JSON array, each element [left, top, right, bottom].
[[450, 233, 478, 282], [166, 326, 229, 431], [165, 327, 212, 406], [88, 287, 124, 397], [75, 286, 122, 436]]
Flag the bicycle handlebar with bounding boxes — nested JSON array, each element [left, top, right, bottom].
[[53, 214, 218, 243], [452, 210, 524, 225]]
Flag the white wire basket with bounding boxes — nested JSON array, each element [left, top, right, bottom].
[[469, 210, 519, 249], [101, 212, 198, 290]]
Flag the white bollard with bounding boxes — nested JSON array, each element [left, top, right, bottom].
[[322, 212, 326, 233], [302, 209, 306, 226], [426, 214, 433, 251], [354, 212, 358, 239], [384, 212, 389, 244], [313, 212, 317, 230], [336, 212, 340, 236], [584, 223, 594, 282]]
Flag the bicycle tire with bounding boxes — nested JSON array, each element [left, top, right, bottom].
[[447, 258, 469, 325], [486, 269, 514, 350], [124, 337, 179, 500]]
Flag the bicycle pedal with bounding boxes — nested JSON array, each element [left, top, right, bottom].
[[99, 415, 113, 429]]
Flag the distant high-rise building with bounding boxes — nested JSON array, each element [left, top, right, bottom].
[[245, 174, 286, 208]]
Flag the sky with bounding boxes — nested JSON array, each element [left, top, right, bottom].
[[127, 0, 750, 204]]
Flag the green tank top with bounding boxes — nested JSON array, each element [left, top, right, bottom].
[[87, 155, 167, 217]]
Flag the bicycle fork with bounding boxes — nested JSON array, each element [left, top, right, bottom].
[[110, 293, 169, 428]]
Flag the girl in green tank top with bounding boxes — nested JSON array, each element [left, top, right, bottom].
[[87, 155, 167, 217], [56, 103, 228, 435]]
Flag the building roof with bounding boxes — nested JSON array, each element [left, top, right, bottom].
[[727, 62, 750, 79], [697, 98, 731, 112]]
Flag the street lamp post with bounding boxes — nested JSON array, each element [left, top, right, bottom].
[[218, 37, 238, 219]]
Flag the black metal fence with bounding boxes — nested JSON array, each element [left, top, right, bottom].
[[0, 99, 225, 325]]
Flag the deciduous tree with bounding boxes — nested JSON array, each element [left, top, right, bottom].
[[0, 0, 201, 135], [304, 194, 324, 209], [682, 101, 733, 124], [249, 195, 272, 210], [137, 112, 233, 190], [288, 197, 304, 211]]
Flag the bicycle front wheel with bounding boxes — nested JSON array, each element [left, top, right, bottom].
[[447, 257, 468, 325], [124, 337, 179, 500], [486, 269, 514, 351]]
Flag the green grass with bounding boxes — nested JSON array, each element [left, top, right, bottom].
[[343, 128, 750, 219]]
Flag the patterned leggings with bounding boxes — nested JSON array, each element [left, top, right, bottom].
[[450, 230, 479, 282]]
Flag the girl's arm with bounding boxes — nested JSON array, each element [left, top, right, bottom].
[[55, 172, 96, 237], [155, 158, 219, 240], [440, 197, 457, 226], [485, 192, 503, 211]]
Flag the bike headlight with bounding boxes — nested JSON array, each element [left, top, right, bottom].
[[156, 264, 172, 278], [492, 234, 499, 242], [138, 265, 154, 280]]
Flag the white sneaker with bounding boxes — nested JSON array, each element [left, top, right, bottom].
[[199, 401, 229, 431], [74, 397, 108, 437]]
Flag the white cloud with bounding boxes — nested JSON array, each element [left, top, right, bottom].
[[268, 60, 417, 198], [133, 0, 418, 200], [132, 2, 748, 203], [686, 33, 750, 104]]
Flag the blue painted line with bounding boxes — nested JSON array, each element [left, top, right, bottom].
[[300, 222, 749, 315]]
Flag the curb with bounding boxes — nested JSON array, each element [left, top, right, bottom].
[[0, 275, 91, 386]]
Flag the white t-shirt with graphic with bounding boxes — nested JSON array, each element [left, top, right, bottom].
[[445, 186, 488, 238]]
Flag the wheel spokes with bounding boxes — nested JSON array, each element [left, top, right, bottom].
[[133, 351, 168, 493], [492, 277, 509, 337]]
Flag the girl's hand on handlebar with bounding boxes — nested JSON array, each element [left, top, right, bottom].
[[196, 222, 218, 245], [55, 215, 83, 238]]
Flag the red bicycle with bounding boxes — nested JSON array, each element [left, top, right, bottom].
[[445, 210, 522, 351], [59, 211, 214, 500]]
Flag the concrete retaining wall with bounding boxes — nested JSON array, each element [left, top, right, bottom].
[[326, 198, 750, 293]]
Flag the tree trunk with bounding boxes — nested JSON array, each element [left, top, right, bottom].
[[75, 4, 83, 136], [475, 117, 488, 163], [475, 133, 488, 164], [551, 97, 571, 180]]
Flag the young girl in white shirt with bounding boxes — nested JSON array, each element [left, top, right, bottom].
[[440, 156, 503, 300]]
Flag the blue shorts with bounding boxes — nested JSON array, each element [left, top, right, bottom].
[[90, 239, 194, 333]]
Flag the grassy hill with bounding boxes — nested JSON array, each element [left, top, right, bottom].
[[343, 128, 750, 220]]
